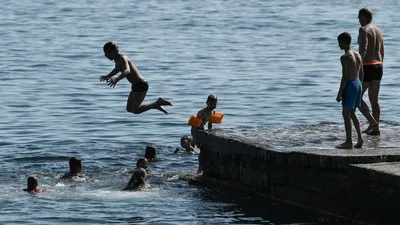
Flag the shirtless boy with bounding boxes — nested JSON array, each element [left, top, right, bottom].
[[336, 32, 364, 149], [357, 8, 383, 135], [100, 42, 172, 115], [191, 94, 218, 173], [191, 94, 218, 149]]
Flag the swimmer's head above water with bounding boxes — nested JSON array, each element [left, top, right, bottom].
[[23, 176, 40, 193], [144, 145, 157, 161], [61, 157, 87, 179], [136, 157, 148, 169]]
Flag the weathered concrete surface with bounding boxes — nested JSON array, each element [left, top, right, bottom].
[[193, 122, 400, 225]]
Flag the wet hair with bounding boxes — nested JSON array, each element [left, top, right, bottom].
[[337, 32, 351, 46], [69, 157, 82, 174], [26, 176, 38, 191], [207, 94, 218, 103], [144, 145, 157, 160], [359, 8, 373, 23], [136, 157, 148, 169], [103, 41, 119, 53]]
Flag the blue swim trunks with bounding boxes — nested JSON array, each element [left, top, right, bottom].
[[342, 79, 362, 109]]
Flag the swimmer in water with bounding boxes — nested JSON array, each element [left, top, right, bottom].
[[61, 157, 88, 180], [122, 168, 149, 191], [121, 157, 149, 174], [100, 41, 172, 115], [144, 145, 157, 161], [23, 176, 41, 193], [335, 32, 364, 149], [174, 135, 196, 154]]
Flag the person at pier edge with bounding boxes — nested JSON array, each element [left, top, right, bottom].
[[335, 32, 364, 149], [357, 8, 383, 135], [191, 94, 218, 173], [100, 42, 173, 115]]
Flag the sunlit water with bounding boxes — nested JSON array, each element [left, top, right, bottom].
[[1, 0, 399, 224]]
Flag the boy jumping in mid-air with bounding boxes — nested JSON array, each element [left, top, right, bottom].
[[100, 42, 172, 115], [336, 32, 364, 149]]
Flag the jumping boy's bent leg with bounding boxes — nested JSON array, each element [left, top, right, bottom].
[[336, 107, 353, 149], [128, 91, 170, 115]]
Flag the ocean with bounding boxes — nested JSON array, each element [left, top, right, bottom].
[[1, 0, 399, 224]]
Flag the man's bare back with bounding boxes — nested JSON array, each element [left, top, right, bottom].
[[358, 24, 384, 63]]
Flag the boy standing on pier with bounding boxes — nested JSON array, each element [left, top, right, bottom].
[[336, 32, 364, 149], [192, 94, 218, 173]]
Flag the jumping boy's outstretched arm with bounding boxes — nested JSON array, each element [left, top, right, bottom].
[[99, 67, 120, 81], [105, 56, 131, 88]]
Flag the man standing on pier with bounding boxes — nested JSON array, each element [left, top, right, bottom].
[[357, 8, 384, 135]]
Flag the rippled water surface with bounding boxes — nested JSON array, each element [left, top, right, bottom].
[[1, 0, 399, 224]]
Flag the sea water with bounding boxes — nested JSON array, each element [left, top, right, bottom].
[[1, 0, 399, 224]]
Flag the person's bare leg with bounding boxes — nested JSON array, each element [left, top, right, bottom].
[[351, 110, 363, 148], [336, 107, 353, 149], [129, 91, 169, 115], [367, 80, 381, 135], [156, 97, 173, 106], [358, 82, 378, 133]]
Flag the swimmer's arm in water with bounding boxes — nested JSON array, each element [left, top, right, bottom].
[[358, 28, 368, 60], [337, 55, 349, 102]]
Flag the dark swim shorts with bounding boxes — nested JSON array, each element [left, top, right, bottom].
[[363, 64, 383, 82], [131, 80, 149, 92]]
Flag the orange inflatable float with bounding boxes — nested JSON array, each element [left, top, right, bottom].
[[210, 112, 224, 124], [188, 112, 224, 127], [188, 115, 202, 127]]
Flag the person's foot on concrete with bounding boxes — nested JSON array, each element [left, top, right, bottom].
[[335, 141, 353, 149]]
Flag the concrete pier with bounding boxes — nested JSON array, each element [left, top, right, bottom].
[[191, 122, 400, 225]]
